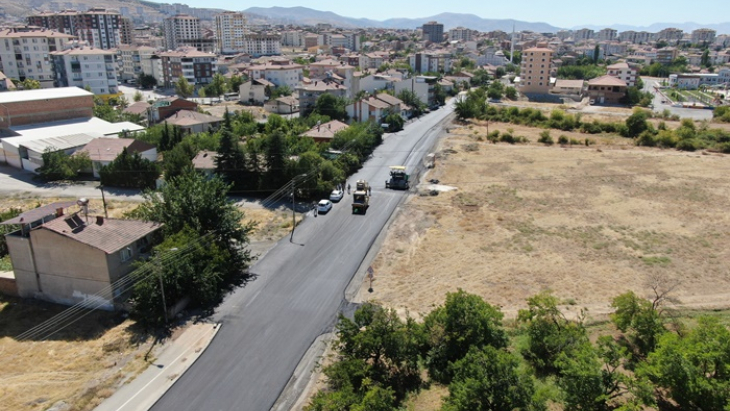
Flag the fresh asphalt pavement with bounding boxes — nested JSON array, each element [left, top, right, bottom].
[[150, 104, 455, 411], [641, 76, 713, 121]]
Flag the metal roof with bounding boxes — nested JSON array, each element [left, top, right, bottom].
[[0, 87, 92, 105], [20, 132, 102, 154]]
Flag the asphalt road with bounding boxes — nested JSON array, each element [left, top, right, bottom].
[[641, 76, 713, 121], [150, 103, 455, 411]]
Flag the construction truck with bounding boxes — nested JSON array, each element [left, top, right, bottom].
[[385, 166, 410, 190], [352, 179, 370, 214]]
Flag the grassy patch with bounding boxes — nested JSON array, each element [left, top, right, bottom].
[[0, 255, 12, 271], [641, 256, 672, 266]]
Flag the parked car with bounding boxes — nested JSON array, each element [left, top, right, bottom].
[[329, 189, 344, 202], [317, 199, 333, 214]]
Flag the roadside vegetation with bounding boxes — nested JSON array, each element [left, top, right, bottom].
[[308, 290, 730, 411], [456, 89, 730, 152]]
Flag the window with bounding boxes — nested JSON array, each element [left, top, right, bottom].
[[121, 247, 132, 262]]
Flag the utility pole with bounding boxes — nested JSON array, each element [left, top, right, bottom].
[[289, 174, 307, 243], [157, 256, 168, 324], [98, 184, 108, 218]]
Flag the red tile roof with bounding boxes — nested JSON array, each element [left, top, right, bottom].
[[76, 138, 156, 162], [1, 201, 77, 225]]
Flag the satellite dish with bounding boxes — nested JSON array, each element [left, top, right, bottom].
[[76, 198, 89, 206]]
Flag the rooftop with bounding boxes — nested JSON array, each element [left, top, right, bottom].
[[1, 201, 77, 225], [3, 117, 144, 148], [192, 150, 217, 169], [21, 132, 103, 153], [588, 75, 628, 87], [41, 213, 163, 254], [0, 87, 92, 105], [165, 110, 222, 127], [76, 138, 156, 162], [300, 120, 349, 140]]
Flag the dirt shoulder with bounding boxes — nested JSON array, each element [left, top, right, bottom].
[[357, 120, 730, 320]]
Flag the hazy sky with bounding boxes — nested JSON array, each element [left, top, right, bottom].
[[175, 0, 727, 28]]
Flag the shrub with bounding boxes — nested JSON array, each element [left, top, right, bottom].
[[500, 132, 516, 144], [538, 130, 554, 145], [676, 138, 700, 151], [636, 131, 657, 147], [558, 135, 569, 145], [584, 138, 594, 146], [569, 138, 581, 145], [487, 130, 500, 143]]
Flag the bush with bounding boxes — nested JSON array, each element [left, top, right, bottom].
[[487, 130, 500, 143], [36, 149, 91, 181], [499, 132, 517, 144], [569, 138, 581, 145], [538, 130, 554, 145], [675, 139, 701, 151], [558, 135, 569, 145], [636, 131, 656, 147], [100, 147, 161, 189]]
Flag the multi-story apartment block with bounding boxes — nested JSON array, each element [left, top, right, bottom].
[[606, 62, 637, 87], [595, 28, 618, 42], [118, 45, 156, 81], [303, 33, 320, 49], [0, 27, 74, 88], [27, 8, 124, 49], [296, 81, 347, 116], [281, 30, 304, 48], [422, 21, 444, 43], [243, 33, 282, 57], [247, 58, 303, 90], [618, 30, 652, 44], [655, 28, 683, 42], [341, 31, 361, 52], [214, 11, 246, 54], [449, 27, 474, 42], [120, 17, 133, 45], [158, 47, 216, 87], [691, 28, 716, 45], [655, 47, 678, 64], [519, 47, 553, 94], [574, 28, 594, 43], [409, 52, 454, 74], [163, 14, 200, 50], [556, 30, 572, 41], [52, 47, 119, 94], [140, 53, 164, 86]]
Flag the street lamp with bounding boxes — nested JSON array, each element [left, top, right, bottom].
[[290, 174, 308, 243]]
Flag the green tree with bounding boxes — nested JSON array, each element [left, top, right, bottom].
[[138, 73, 157, 89], [206, 73, 228, 101], [470, 69, 490, 87], [36, 148, 91, 181], [313, 93, 349, 121], [505, 86, 517, 100], [215, 111, 247, 189], [610, 291, 667, 358], [443, 346, 541, 411], [433, 83, 447, 106], [384, 113, 404, 132], [487, 81, 504, 100], [701, 49, 711, 67], [640, 316, 730, 410], [518, 291, 589, 372], [397, 89, 426, 116], [555, 342, 611, 411], [175, 76, 194, 98], [162, 140, 195, 179], [625, 109, 650, 137], [133, 90, 144, 102], [99, 147, 160, 189], [422, 289, 508, 383], [21, 78, 41, 90], [263, 130, 289, 189]]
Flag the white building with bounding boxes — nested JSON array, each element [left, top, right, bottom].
[[0, 27, 75, 88], [163, 14, 200, 50], [140, 54, 164, 87], [243, 33, 281, 57], [449, 27, 474, 42], [281, 30, 304, 48], [214, 11, 246, 54], [595, 28, 618, 42], [118, 45, 156, 81], [606, 62, 637, 87], [52, 47, 120, 95], [691, 28, 716, 45], [246, 58, 303, 90]]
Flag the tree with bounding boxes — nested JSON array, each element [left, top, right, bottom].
[[383, 113, 404, 132], [625, 109, 651, 137], [433, 83, 447, 106], [162, 140, 195, 180], [99, 147, 161, 189], [263, 130, 289, 189], [422, 289, 508, 383], [505, 86, 517, 100], [138, 73, 157, 89], [133, 90, 144, 102], [215, 111, 247, 189], [640, 316, 730, 410], [470, 69, 490, 87], [397, 89, 426, 116], [175, 76, 194, 98], [21, 78, 41, 90], [206, 73, 228, 101], [116, 95, 129, 109], [443, 346, 541, 411], [313, 93, 348, 121], [555, 342, 612, 411], [610, 291, 667, 358], [36, 148, 91, 181], [487, 81, 504, 100], [701, 49, 711, 67]]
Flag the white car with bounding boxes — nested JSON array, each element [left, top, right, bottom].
[[317, 200, 333, 214], [329, 189, 344, 202]]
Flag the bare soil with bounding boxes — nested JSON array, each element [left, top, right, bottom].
[[358, 119, 730, 321]]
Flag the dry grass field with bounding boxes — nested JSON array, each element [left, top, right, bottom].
[[358, 119, 730, 321]]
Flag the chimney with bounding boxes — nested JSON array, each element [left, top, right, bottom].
[[96, 216, 104, 225], [56, 208, 64, 217]]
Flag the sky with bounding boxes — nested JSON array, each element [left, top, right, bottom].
[[175, 0, 727, 28]]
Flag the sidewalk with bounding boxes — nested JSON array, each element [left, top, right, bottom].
[[94, 322, 221, 411]]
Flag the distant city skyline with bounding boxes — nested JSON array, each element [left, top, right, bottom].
[[171, 0, 728, 29]]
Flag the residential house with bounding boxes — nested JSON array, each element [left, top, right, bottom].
[[552, 79, 584, 97], [393, 76, 437, 107], [3, 207, 162, 309], [164, 110, 222, 134], [147, 97, 198, 124], [299, 120, 348, 144], [246, 58, 303, 90], [192, 150, 217, 178], [0, 71, 17, 91], [586, 75, 627, 104], [239, 78, 273, 104], [606, 62, 638, 87], [76, 137, 157, 178], [158, 47, 217, 88], [655, 47, 678, 64], [122, 101, 151, 123], [296, 81, 348, 116], [264, 96, 298, 114]]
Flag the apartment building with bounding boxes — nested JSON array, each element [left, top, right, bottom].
[[409, 52, 454, 74], [606, 62, 637, 87], [655, 47, 678, 64], [52, 47, 119, 95], [0, 27, 74, 88], [691, 28, 716, 45], [422, 21, 444, 43], [158, 47, 216, 87], [281, 30, 304, 48], [574, 28, 594, 43], [118, 45, 156, 81], [27, 8, 125, 49], [243, 33, 282, 57], [595, 28, 617, 42], [296, 81, 347, 116], [215, 11, 246, 54], [163, 14, 200, 50], [140, 53, 164, 86], [246, 58, 303, 89], [655, 28, 683, 42], [618, 30, 652, 44], [448, 27, 474, 42], [519, 47, 553, 94]]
